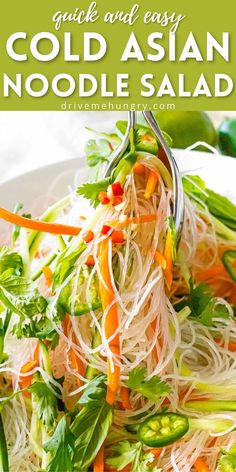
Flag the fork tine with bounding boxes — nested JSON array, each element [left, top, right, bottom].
[[104, 111, 136, 178], [143, 111, 184, 240]]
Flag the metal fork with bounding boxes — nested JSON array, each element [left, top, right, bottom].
[[104, 111, 184, 240]]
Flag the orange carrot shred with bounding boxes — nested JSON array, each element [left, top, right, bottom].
[[133, 162, 146, 175], [164, 227, 173, 291], [98, 237, 120, 405], [0, 207, 81, 236], [194, 458, 210, 472], [42, 266, 53, 288], [93, 446, 104, 472], [154, 251, 166, 270], [108, 214, 157, 228], [63, 314, 85, 386], [144, 170, 159, 199], [120, 387, 132, 409]]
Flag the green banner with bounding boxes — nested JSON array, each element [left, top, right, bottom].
[[0, 0, 235, 110]]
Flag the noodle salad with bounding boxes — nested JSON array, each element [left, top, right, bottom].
[[1, 121, 236, 472]]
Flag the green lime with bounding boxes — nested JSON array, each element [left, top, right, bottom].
[[219, 118, 236, 157], [137, 111, 217, 151]]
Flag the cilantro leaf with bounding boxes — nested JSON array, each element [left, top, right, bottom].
[[85, 139, 111, 167], [78, 374, 106, 405], [13, 310, 57, 343], [52, 243, 86, 291], [0, 271, 47, 317], [30, 382, 58, 430], [125, 368, 171, 402], [106, 441, 160, 472], [218, 445, 236, 472], [71, 400, 113, 471], [175, 281, 230, 327], [0, 247, 23, 276], [76, 178, 110, 207], [44, 416, 75, 472]]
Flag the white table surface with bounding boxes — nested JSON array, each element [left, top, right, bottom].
[[0, 111, 235, 183]]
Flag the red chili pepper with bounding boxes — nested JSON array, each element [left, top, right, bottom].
[[83, 230, 94, 243], [101, 225, 111, 235], [98, 192, 110, 205], [111, 182, 124, 197]]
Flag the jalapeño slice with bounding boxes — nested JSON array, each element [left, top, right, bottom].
[[138, 412, 189, 447]]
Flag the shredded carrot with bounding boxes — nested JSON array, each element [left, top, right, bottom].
[[150, 320, 163, 365], [93, 446, 104, 472], [144, 170, 159, 199], [147, 448, 162, 458], [63, 314, 85, 386], [194, 458, 210, 472], [20, 360, 38, 392], [164, 228, 173, 291], [108, 214, 157, 228], [0, 207, 81, 236], [42, 266, 53, 288], [154, 251, 166, 269], [33, 341, 40, 363], [215, 338, 236, 352], [196, 264, 225, 283], [120, 387, 132, 409], [98, 237, 120, 405], [133, 162, 146, 175]]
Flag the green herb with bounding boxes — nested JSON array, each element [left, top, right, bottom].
[[30, 382, 58, 430], [67, 373, 113, 470], [0, 271, 47, 317], [116, 121, 172, 151], [76, 178, 110, 207], [71, 400, 113, 471], [44, 416, 75, 472], [78, 374, 106, 405], [0, 247, 23, 275], [218, 445, 236, 472], [0, 414, 9, 472], [175, 281, 230, 327], [85, 138, 112, 181], [52, 243, 86, 291], [125, 367, 171, 402], [106, 440, 160, 472]]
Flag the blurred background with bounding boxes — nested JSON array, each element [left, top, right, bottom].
[[0, 111, 236, 183]]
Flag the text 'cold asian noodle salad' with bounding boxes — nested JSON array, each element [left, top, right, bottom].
[[1, 120, 236, 472]]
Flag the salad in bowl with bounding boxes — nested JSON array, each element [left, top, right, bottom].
[[0, 121, 236, 472]]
